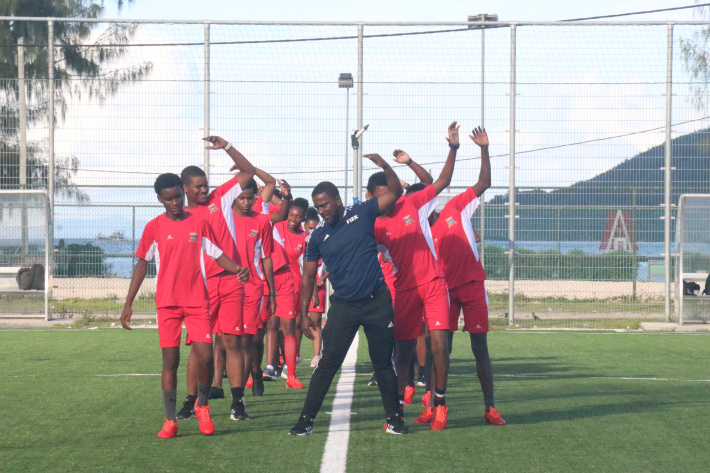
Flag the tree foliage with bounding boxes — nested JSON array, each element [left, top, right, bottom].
[[0, 0, 152, 200], [680, 4, 710, 109]]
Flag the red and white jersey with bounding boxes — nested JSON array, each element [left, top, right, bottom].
[[188, 176, 243, 278], [268, 208, 291, 272], [378, 251, 396, 297], [233, 211, 274, 285], [253, 196, 279, 215], [136, 213, 223, 309], [432, 187, 486, 289], [275, 221, 307, 290], [374, 185, 443, 292]]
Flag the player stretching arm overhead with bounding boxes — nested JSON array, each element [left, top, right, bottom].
[[176, 135, 253, 421], [372, 121, 459, 431], [429, 126, 505, 425]]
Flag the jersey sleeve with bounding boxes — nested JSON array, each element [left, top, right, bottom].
[[200, 220, 225, 260], [360, 196, 381, 223], [303, 232, 321, 263], [407, 184, 438, 217], [457, 187, 480, 221], [136, 220, 157, 261], [259, 215, 274, 258]]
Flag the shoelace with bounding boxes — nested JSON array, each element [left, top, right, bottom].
[[434, 406, 447, 421]]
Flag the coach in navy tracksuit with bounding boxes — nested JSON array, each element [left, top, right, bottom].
[[288, 153, 409, 436]]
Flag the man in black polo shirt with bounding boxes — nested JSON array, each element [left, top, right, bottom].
[[289, 153, 407, 435]]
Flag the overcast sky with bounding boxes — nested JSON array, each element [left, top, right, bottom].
[[103, 0, 702, 23]]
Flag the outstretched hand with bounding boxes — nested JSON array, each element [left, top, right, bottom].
[[203, 135, 229, 150], [364, 153, 388, 169], [277, 179, 291, 198], [470, 126, 488, 147], [392, 149, 411, 164], [445, 121, 460, 147]]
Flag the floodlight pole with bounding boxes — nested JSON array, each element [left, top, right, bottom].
[[664, 23, 673, 322], [18, 37, 29, 257], [48, 20, 55, 317], [508, 24, 517, 326], [355, 24, 364, 203], [339, 73, 353, 203]]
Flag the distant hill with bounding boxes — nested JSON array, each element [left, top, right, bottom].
[[478, 128, 710, 242]]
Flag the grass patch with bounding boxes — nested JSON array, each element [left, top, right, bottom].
[[1, 330, 709, 472]]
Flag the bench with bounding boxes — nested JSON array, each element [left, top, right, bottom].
[[0, 266, 45, 294]]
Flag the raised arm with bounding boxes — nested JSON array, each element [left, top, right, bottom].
[[120, 258, 148, 330], [469, 126, 491, 198], [270, 179, 292, 224], [432, 121, 460, 195], [203, 135, 255, 189], [254, 168, 277, 207], [393, 150, 433, 185], [364, 153, 404, 212]]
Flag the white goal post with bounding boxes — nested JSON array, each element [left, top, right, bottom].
[[675, 194, 710, 325], [0, 190, 50, 320]]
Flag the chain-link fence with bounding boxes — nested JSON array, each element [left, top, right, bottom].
[[2, 18, 709, 325]]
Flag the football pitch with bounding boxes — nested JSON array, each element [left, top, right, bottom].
[[2, 328, 709, 473]]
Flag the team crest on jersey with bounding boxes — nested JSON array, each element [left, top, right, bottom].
[[446, 216, 457, 227], [250, 229, 258, 238], [403, 215, 414, 225], [296, 244, 303, 252], [189, 232, 198, 242], [208, 203, 217, 213]]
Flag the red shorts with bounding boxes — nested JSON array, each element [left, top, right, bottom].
[[393, 277, 449, 341], [308, 286, 327, 313], [157, 306, 212, 348], [261, 267, 296, 322], [243, 282, 264, 335], [448, 280, 488, 333], [207, 274, 245, 336]]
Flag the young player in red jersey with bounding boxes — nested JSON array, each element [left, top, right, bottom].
[[121, 173, 248, 439], [176, 135, 255, 422], [366, 152, 433, 389], [232, 172, 289, 397], [304, 207, 328, 368], [273, 197, 309, 386], [429, 127, 505, 426], [371, 121, 459, 430], [254, 181, 303, 388]]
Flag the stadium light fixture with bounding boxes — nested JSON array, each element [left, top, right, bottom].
[[338, 72, 354, 88]]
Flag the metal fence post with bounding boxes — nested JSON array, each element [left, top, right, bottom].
[[18, 37, 29, 258], [204, 23, 211, 180], [664, 23, 674, 322], [355, 24, 364, 203], [47, 20, 55, 317], [479, 28, 486, 267], [508, 24, 517, 326]]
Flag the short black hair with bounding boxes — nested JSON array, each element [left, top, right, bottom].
[[366, 171, 387, 193], [181, 165, 206, 186], [312, 181, 340, 199], [244, 178, 258, 195], [305, 207, 319, 222], [292, 197, 309, 213], [154, 173, 183, 195], [406, 182, 427, 196]]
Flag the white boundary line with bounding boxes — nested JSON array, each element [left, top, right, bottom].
[[320, 332, 359, 473], [497, 374, 710, 382]]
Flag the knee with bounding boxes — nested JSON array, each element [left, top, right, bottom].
[[470, 333, 490, 360]]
